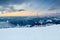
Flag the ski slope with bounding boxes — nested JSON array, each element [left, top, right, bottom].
[[0, 25, 60, 40]]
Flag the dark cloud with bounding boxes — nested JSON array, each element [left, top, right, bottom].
[[18, 9, 26, 11], [0, 0, 60, 11], [0, 0, 27, 5], [0, 0, 28, 11]]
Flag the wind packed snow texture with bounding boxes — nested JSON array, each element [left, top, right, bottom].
[[0, 25, 60, 40]]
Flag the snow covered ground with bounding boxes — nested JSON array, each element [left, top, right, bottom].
[[0, 24, 60, 40]]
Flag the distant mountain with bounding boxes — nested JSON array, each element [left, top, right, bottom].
[[46, 13, 60, 17]]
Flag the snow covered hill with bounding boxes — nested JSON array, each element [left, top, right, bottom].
[[0, 25, 60, 40], [0, 16, 60, 28]]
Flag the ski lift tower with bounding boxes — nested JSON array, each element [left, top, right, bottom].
[[37, 11, 39, 18]]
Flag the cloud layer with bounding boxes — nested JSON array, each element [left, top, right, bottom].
[[0, 0, 60, 12]]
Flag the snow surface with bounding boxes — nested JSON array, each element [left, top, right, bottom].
[[0, 25, 60, 40]]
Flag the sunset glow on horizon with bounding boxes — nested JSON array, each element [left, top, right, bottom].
[[0, 0, 60, 16], [0, 10, 59, 16]]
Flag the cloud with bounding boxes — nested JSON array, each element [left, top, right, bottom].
[[0, 0, 27, 5], [23, 0, 60, 11], [48, 0, 60, 10], [0, 0, 60, 13], [0, 0, 28, 12]]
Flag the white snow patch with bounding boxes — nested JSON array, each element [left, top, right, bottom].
[[0, 24, 60, 40]]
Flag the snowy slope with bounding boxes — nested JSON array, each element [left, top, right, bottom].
[[0, 25, 60, 40]]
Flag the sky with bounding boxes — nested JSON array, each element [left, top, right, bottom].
[[0, 0, 60, 16]]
